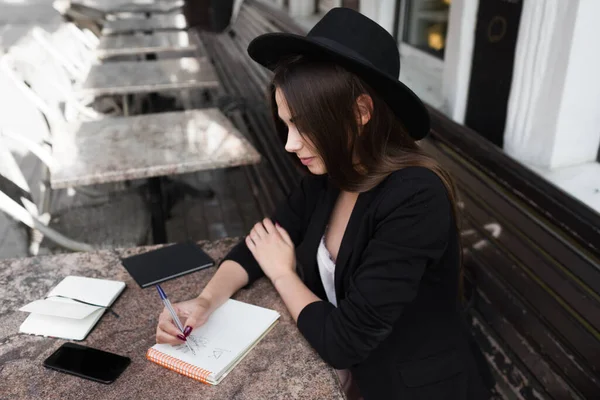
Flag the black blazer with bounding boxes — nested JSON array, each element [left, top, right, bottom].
[[222, 167, 493, 399]]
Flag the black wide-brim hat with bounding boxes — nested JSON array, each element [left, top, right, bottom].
[[247, 7, 430, 140]]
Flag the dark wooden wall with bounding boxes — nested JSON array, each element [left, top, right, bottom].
[[426, 107, 600, 399]]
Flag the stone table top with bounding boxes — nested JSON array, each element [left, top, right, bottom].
[[96, 31, 199, 58], [108, 1, 182, 14], [102, 14, 187, 35], [0, 238, 344, 400], [59, 0, 183, 14], [77, 57, 219, 97], [50, 108, 262, 189]]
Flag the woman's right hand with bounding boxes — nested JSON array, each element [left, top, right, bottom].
[[155, 296, 212, 345]]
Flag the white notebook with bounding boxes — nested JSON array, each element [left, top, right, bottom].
[[19, 276, 126, 341], [147, 299, 280, 385]]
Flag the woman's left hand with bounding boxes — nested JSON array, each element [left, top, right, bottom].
[[246, 218, 296, 283]]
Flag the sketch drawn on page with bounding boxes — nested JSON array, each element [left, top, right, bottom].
[[210, 348, 231, 359], [174, 335, 231, 359], [176, 343, 196, 354], [189, 335, 209, 348]]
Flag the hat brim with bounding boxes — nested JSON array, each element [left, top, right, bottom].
[[247, 32, 430, 140]]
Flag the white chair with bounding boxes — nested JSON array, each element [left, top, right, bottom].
[[32, 27, 91, 82], [0, 52, 149, 254], [0, 52, 101, 254], [0, 132, 149, 255], [0, 134, 93, 254], [6, 35, 104, 122], [66, 22, 100, 50], [31, 24, 101, 80], [27, 26, 123, 118], [1, 51, 133, 199]]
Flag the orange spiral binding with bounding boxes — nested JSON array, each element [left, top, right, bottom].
[[146, 348, 213, 384]]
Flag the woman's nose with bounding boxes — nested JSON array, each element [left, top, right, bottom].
[[285, 129, 303, 153]]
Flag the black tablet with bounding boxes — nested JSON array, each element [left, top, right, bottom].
[[121, 241, 215, 288]]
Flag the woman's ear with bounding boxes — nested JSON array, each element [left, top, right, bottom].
[[355, 94, 373, 127]]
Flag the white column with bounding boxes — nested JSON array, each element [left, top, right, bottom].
[[441, 0, 479, 123], [288, 0, 315, 17], [504, 0, 600, 169], [359, 0, 396, 35]]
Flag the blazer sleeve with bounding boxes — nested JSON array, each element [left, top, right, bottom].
[[219, 174, 321, 286], [296, 177, 453, 369]]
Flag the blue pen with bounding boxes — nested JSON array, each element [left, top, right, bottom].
[[156, 284, 196, 355]]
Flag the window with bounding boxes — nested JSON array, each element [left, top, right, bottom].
[[400, 0, 451, 59]]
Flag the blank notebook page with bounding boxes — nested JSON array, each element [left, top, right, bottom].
[[147, 299, 280, 384]]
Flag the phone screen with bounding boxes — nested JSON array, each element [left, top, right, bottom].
[[43, 343, 131, 384]]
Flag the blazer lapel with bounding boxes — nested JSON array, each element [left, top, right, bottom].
[[334, 187, 380, 300]]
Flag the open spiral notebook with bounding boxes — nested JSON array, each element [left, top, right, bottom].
[[147, 299, 280, 385]]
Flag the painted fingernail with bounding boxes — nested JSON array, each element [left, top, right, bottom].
[[177, 334, 187, 341], [183, 326, 193, 337]]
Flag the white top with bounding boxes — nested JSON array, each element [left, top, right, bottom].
[[317, 235, 338, 307]]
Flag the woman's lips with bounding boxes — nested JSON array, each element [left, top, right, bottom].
[[300, 157, 314, 165]]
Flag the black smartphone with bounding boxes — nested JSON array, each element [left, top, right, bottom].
[[43, 342, 131, 384]]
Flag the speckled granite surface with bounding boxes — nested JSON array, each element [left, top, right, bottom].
[[108, 1, 182, 14], [96, 31, 197, 58], [76, 0, 183, 14], [102, 14, 187, 35], [78, 57, 218, 96], [51, 108, 261, 189], [0, 238, 344, 400]]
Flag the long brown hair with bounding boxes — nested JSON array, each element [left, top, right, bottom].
[[270, 56, 463, 296]]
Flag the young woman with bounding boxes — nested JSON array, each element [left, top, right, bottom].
[[156, 8, 493, 399]]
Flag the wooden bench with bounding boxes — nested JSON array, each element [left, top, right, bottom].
[[425, 108, 600, 399]]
